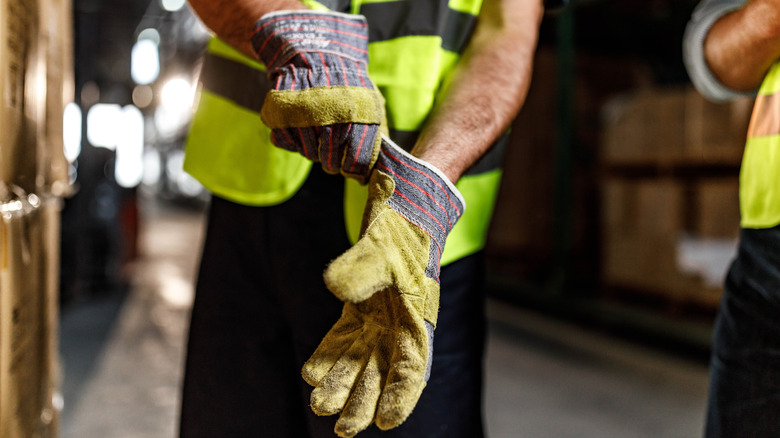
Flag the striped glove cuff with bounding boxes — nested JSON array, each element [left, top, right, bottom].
[[252, 10, 374, 91], [374, 136, 466, 282]]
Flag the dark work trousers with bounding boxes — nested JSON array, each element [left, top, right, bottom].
[[705, 225, 780, 437], [179, 168, 487, 438]]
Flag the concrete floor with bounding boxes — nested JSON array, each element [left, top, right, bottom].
[[58, 202, 710, 438]]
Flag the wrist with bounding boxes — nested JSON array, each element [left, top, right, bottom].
[[411, 138, 477, 184], [412, 151, 463, 185]]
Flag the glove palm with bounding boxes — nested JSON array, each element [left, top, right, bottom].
[[303, 137, 464, 437]]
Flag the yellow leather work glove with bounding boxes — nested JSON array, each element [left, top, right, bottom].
[[302, 136, 465, 437], [251, 10, 387, 183]]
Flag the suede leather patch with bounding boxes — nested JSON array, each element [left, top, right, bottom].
[[261, 87, 385, 129]]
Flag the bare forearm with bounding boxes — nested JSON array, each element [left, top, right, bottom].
[[187, 0, 308, 59], [705, 0, 780, 91], [411, 0, 544, 183]]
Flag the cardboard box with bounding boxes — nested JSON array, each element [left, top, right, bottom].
[[601, 86, 751, 168], [602, 178, 683, 237], [0, 1, 67, 435], [0, 199, 45, 438], [0, 0, 44, 194], [684, 89, 752, 166], [36, 196, 62, 438], [601, 88, 687, 167], [601, 177, 724, 308], [40, 0, 73, 196], [694, 178, 741, 239]]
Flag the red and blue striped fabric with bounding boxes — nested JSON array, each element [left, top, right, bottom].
[[375, 137, 465, 282], [252, 10, 381, 179]]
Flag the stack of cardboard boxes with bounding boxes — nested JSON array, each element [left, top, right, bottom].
[[600, 86, 752, 309], [0, 0, 73, 436]]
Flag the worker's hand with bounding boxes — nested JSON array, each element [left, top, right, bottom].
[[252, 10, 386, 183], [302, 137, 465, 437]]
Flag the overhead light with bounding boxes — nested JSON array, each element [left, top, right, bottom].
[[142, 148, 162, 186], [85, 104, 147, 188], [115, 106, 145, 188], [63, 102, 82, 162], [155, 77, 195, 138], [137, 28, 161, 45], [86, 104, 122, 149], [160, 77, 195, 111], [161, 0, 186, 12], [131, 39, 160, 85]]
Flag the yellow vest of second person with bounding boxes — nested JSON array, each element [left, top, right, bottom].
[[741, 61, 780, 229], [184, 0, 505, 266]]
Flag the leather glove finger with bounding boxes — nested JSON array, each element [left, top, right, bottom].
[[310, 324, 378, 416], [333, 333, 390, 437], [375, 295, 431, 430], [271, 123, 383, 178], [302, 308, 363, 387]]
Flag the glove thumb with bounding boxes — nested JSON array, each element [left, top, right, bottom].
[[324, 219, 396, 302]]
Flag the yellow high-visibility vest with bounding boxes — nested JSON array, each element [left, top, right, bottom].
[[741, 61, 780, 229], [184, 0, 505, 265]]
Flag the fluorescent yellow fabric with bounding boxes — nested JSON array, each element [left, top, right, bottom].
[[741, 62, 780, 229], [183, 91, 312, 206], [368, 37, 460, 131], [448, 0, 483, 14], [443, 170, 503, 264], [184, 37, 313, 206], [343, 25, 493, 265], [300, 0, 330, 11], [345, 169, 502, 265], [206, 37, 264, 70], [184, 0, 495, 264], [760, 62, 780, 94]]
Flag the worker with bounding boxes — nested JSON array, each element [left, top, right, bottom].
[[683, 1, 780, 436], [179, 0, 547, 437]]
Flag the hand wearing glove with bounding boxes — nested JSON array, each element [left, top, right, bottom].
[[302, 136, 465, 437], [252, 10, 387, 183]]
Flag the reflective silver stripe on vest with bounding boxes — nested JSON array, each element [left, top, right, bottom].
[[200, 1, 478, 112], [199, 52, 270, 113], [361, 1, 477, 53], [199, 51, 503, 175]]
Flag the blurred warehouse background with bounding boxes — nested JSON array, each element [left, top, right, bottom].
[[0, 0, 752, 436], [61, 0, 745, 353], [60, 0, 210, 305]]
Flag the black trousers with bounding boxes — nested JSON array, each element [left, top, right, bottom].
[[705, 226, 780, 437], [179, 168, 486, 438]]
